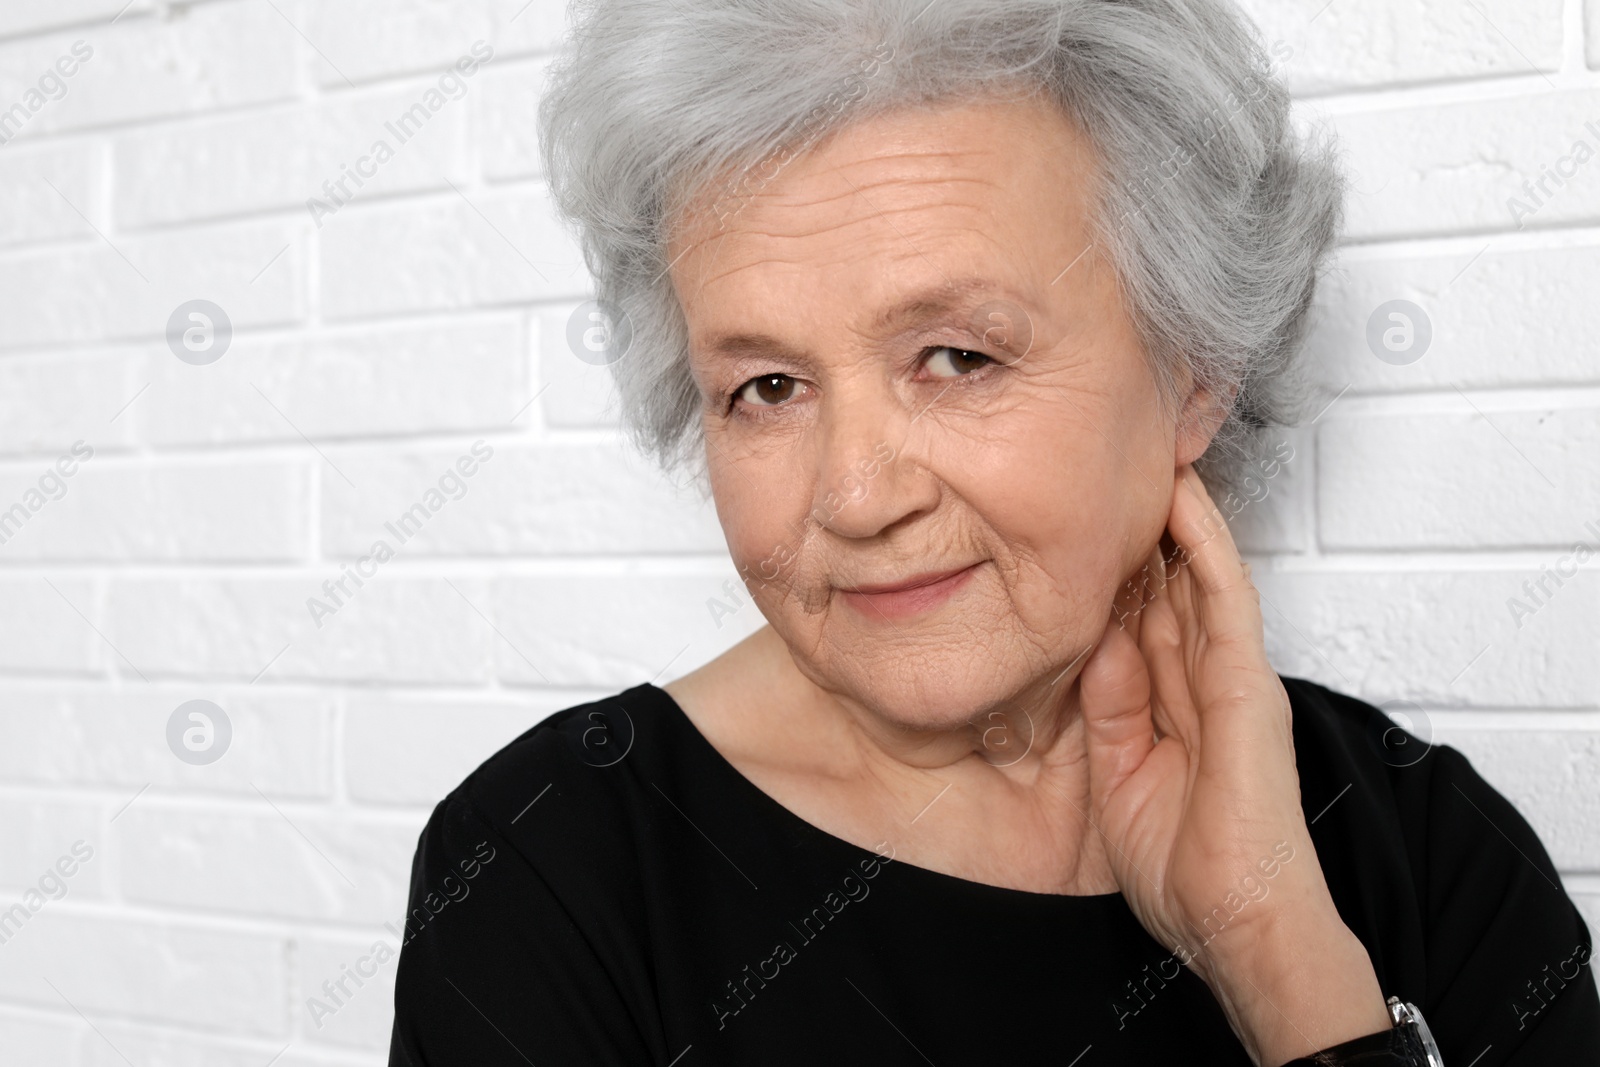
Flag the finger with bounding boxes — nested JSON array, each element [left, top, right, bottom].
[[1136, 590, 1201, 749], [1114, 532, 1195, 745], [1167, 464, 1264, 650], [1078, 618, 1156, 813], [1111, 539, 1168, 645]]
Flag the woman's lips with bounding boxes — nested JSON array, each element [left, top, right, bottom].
[[837, 563, 981, 621]]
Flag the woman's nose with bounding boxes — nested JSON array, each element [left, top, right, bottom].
[[806, 386, 935, 540]]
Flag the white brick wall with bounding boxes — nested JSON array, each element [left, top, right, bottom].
[[0, 1, 1596, 1063]]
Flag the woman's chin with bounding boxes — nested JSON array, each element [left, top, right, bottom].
[[821, 666, 1021, 735]]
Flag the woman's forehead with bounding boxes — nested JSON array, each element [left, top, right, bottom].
[[667, 97, 1101, 319]]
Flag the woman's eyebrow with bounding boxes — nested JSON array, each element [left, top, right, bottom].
[[697, 279, 1022, 363], [868, 279, 1017, 336], [700, 332, 807, 363]]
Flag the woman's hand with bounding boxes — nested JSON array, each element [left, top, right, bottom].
[[1077, 464, 1391, 1066]]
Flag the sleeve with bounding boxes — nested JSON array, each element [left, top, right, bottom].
[[387, 787, 657, 1067], [1415, 743, 1600, 1063]]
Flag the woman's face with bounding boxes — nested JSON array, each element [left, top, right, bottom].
[[669, 94, 1217, 729]]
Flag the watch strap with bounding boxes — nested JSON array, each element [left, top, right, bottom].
[[1279, 1022, 1430, 1066]]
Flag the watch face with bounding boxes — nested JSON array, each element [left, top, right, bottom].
[[1402, 1002, 1445, 1067]]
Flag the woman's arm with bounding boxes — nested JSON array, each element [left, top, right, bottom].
[[1076, 465, 1600, 1064], [1079, 465, 1389, 1063], [389, 788, 657, 1066], [1404, 739, 1599, 1061]]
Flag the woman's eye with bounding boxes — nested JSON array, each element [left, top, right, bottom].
[[730, 350, 992, 414], [735, 374, 803, 408], [924, 346, 993, 378]]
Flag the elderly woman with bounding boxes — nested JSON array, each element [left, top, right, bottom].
[[388, 1, 1598, 1064]]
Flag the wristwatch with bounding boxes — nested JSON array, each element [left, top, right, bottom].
[[1280, 996, 1444, 1066]]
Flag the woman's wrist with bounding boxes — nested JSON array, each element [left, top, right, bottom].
[[1196, 905, 1393, 1067]]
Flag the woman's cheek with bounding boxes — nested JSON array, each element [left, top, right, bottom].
[[1036, 492, 1149, 631]]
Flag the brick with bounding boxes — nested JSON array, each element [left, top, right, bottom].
[[1254, 569, 1599, 708], [297, 932, 402, 1049], [305, 0, 564, 87], [535, 303, 623, 428], [491, 0, 568, 58], [0, 219, 306, 352], [319, 441, 724, 557], [0, 5, 298, 143], [0, 912, 288, 1036], [491, 572, 768, 687], [344, 695, 564, 805], [131, 317, 525, 447], [0, 800, 105, 899], [0, 1015, 80, 1065], [0, 141, 100, 248], [1575, 892, 1600, 950], [1234, 0, 1563, 93], [1317, 406, 1600, 549], [1591, 0, 1600, 69], [319, 186, 586, 319], [306, 1, 495, 87], [0, 576, 99, 675], [1334, 88, 1600, 240], [102, 576, 495, 685], [0, 348, 139, 455], [1305, 242, 1600, 394], [0, 1, 150, 39], [82, 1033, 383, 1067], [479, 58, 548, 182], [114, 84, 472, 229], [0, 457, 311, 561], [0, 686, 333, 797], [116, 806, 420, 924]]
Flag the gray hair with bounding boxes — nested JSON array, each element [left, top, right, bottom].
[[537, 0, 1345, 498]]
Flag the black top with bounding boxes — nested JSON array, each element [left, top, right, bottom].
[[388, 676, 1600, 1066]]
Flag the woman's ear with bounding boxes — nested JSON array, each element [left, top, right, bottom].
[[1174, 383, 1234, 467]]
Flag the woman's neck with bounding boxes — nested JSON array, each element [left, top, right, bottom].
[[673, 624, 1118, 895]]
